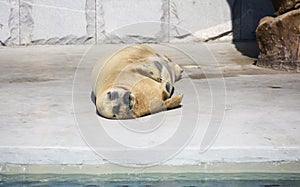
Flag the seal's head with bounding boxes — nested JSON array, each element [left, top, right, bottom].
[[96, 87, 136, 119], [96, 80, 173, 119]]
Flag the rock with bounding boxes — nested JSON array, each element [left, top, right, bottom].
[[256, 9, 300, 72], [272, 0, 300, 16]]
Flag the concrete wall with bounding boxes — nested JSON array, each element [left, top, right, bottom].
[[0, 0, 274, 45]]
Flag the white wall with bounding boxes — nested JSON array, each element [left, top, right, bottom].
[[0, 0, 273, 45]]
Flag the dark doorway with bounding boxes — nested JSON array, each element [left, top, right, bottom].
[[226, 0, 274, 58]]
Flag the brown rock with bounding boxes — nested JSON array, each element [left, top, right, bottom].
[[272, 0, 300, 16], [256, 9, 300, 72]]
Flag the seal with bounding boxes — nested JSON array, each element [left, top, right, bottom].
[[91, 44, 183, 119]]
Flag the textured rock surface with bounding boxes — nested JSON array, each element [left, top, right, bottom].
[[256, 8, 300, 72], [272, 0, 300, 16]]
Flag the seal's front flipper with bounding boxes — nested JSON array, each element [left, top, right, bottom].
[[164, 94, 183, 109]]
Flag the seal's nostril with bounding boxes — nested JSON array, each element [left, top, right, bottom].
[[123, 92, 130, 104]]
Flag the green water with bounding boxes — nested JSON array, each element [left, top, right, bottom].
[[1, 173, 300, 187]]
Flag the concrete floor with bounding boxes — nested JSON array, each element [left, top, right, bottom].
[[0, 42, 300, 174]]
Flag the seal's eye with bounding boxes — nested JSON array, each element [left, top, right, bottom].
[[107, 91, 118, 100], [123, 92, 133, 110], [129, 95, 133, 110]]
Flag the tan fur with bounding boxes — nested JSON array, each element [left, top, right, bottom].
[[92, 44, 183, 119]]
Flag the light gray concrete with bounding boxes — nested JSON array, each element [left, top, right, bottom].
[[0, 0, 19, 45], [25, 0, 88, 44], [0, 0, 274, 45], [0, 43, 299, 173], [0, 0, 11, 43], [98, 0, 165, 43], [170, 0, 233, 41]]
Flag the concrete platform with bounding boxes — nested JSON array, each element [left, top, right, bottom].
[[0, 42, 300, 174]]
